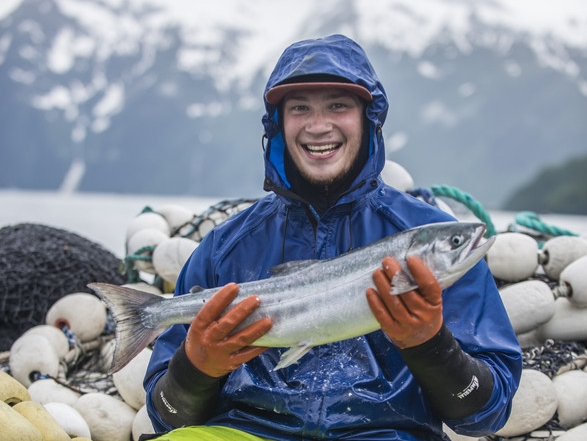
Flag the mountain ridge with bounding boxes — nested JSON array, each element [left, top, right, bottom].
[[1, 0, 586, 208]]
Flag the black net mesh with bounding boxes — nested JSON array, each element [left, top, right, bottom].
[[0, 223, 125, 351]]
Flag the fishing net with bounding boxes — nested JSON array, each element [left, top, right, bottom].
[[123, 198, 256, 283], [0, 223, 126, 352]]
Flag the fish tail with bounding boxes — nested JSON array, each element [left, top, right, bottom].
[[88, 282, 165, 373]]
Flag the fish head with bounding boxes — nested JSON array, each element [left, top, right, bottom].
[[405, 221, 495, 290]]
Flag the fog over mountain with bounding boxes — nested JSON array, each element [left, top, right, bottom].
[[1, 0, 586, 208]]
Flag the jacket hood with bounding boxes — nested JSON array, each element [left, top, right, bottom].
[[262, 34, 389, 196]]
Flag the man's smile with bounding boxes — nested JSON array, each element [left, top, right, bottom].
[[302, 143, 342, 157]]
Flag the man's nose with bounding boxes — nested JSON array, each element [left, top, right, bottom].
[[305, 110, 332, 134]]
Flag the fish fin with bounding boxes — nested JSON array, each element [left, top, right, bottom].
[[269, 260, 318, 276], [88, 282, 166, 373], [189, 285, 205, 293], [390, 269, 417, 295], [273, 343, 313, 371]]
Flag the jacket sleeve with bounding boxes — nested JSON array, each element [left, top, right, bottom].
[[431, 261, 523, 437], [400, 323, 494, 420], [149, 342, 224, 429]]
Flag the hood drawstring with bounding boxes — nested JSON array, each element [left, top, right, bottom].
[[281, 206, 290, 264], [347, 202, 354, 253]]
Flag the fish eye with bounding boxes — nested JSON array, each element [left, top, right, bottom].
[[451, 234, 465, 247]]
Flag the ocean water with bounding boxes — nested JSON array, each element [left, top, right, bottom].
[[1, 189, 586, 258]]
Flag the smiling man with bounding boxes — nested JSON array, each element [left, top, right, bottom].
[[142, 34, 522, 441]]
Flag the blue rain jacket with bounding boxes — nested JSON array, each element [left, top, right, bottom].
[[145, 35, 522, 440]]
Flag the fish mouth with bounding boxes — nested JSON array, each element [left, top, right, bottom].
[[464, 223, 495, 265], [303, 143, 342, 157]]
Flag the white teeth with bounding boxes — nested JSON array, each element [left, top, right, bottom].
[[304, 143, 339, 156]]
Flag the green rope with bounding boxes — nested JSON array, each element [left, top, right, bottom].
[[121, 245, 156, 283], [514, 211, 579, 237], [430, 184, 497, 237]]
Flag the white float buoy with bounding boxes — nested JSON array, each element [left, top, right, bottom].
[[74, 392, 136, 441], [126, 228, 170, 274], [122, 282, 163, 295], [0, 399, 42, 441], [557, 422, 587, 441], [28, 378, 80, 406], [45, 292, 107, 342], [516, 329, 545, 349], [125, 211, 170, 244], [43, 402, 92, 439], [152, 236, 198, 285], [495, 369, 558, 437], [553, 255, 587, 308], [499, 280, 555, 335], [112, 348, 152, 410], [442, 424, 480, 440], [539, 236, 587, 280], [9, 334, 60, 388], [537, 297, 587, 341], [0, 370, 31, 404], [486, 232, 539, 282], [552, 370, 587, 429], [132, 404, 155, 440], [380, 160, 415, 192], [13, 400, 71, 441], [22, 325, 70, 358], [156, 204, 196, 237]]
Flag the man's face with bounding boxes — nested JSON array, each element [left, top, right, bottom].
[[282, 88, 365, 185]]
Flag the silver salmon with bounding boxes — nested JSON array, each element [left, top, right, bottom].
[[90, 221, 494, 373]]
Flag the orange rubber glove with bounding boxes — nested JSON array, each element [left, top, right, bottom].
[[366, 256, 443, 349], [184, 282, 273, 378]]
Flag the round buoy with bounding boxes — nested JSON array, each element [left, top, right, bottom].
[[44, 402, 92, 439], [498, 280, 555, 335], [537, 297, 587, 341], [152, 237, 198, 285], [0, 399, 42, 441], [28, 378, 80, 406], [516, 329, 544, 349], [552, 370, 587, 429], [486, 232, 539, 282], [132, 405, 155, 440], [74, 392, 136, 441], [45, 292, 107, 342], [540, 236, 587, 280], [112, 347, 152, 410], [442, 424, 479, 441], [22, 325, 70, 359], [156, 204, 196, 236], [380, 160, 415, 192], [495, 369, 558, 437], [122, 282, 162, 295], [126, 228, 170, 274], [557, 422, 587, 441], [13, 400, 71, 441], [9, 334, 60, 388], [125, 211, 170, 244], [554, 255, 587, 308], [0, 370, 31, 404]]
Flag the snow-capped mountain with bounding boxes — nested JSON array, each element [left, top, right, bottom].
[[1, 0, 586, 207]]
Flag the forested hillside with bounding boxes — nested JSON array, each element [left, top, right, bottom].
[[503, 155, 587, 215]]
